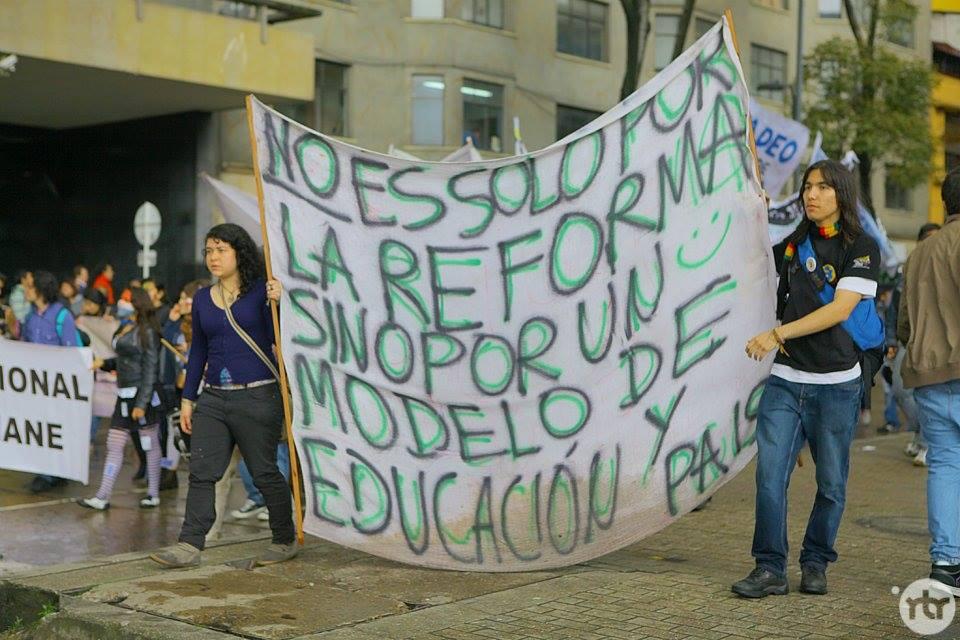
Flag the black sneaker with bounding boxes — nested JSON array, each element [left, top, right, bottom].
[[29, 475, 59, 493], [800, 564, 828, 595], [159, 469, 179, 492], [930, 564, 960, 596], [731, 567, 789, 598]]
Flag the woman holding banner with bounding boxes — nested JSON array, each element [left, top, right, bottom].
[[150, 223, 294, 569], [734, 159, 882, 598], [78, 288, 164, 509]]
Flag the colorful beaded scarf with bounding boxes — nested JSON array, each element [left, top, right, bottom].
[[782, 223, 840, 267], [816, 222, 841, 239]]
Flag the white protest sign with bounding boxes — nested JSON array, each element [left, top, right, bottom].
[[0, 338, 93, 484], [749, 99, 809, 198], [248, 19, 776, 571]]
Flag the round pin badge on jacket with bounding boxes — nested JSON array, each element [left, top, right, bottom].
[[805, 256, 817, 272]]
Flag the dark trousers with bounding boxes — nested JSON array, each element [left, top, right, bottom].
[[178, 384, 294, 550]]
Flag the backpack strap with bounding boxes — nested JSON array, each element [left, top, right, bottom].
[[53, 305, 85, 346], [217, 284, 281, 381], [55, 306, 68, 341], [795, 236, 884, 351], [796, 237, 831, 302]]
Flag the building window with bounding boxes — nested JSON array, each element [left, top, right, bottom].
[[818, 0, 841, 18], [462, 79, 503, 152], [885, 173, 912, 211], [279, 60, 348, 137], [411, 0, 443, 18], [946, 112, 960, 173], [750, 44, 787, 103], [935, 46, 960, 77], [694, 17, 714, 38], [654, 14, 681, 71], [948, 151, 960, 173], [412, 75, 444, 145], [462, 0, 504, 28], [885, 16, 914, 48], [314, 61, 348, 136], [556, 105, 601, 141], [557, 0, 607, 62]]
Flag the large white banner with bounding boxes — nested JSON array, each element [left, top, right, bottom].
[[749, 99, 809, 198], [249, 20, 776, 571], [0, 338, 93, 483]]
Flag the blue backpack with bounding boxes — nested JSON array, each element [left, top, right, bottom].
[[54, 306, 89, 347], [795, 236, 885, 351]]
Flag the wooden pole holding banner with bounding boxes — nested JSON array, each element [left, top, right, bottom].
[[722, 9, 764, 189], [723, 9, 804, 469], [244, 94, 305, 544]]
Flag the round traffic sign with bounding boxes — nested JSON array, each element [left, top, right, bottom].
[[134, 202, 162, 246]]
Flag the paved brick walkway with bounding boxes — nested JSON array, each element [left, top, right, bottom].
[[310, 431, 941, 640]]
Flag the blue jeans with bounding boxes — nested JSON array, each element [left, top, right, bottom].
[[883, 380, 900, 427], [239, 443, 291, 506], [915, 380, 960, 564], [891, 348, 921, 439], [752, 375, 862, 577]]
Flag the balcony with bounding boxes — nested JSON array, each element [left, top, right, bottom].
[[0, 0, 319, 128]]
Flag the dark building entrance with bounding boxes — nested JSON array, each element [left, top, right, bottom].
[[0, 112, 209, 296]]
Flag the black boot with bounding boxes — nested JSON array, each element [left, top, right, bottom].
[[799, 564, 827, 595], [732, 567, 788, 598], [132, 431, 147, 482], [159, 468, 179, 491]]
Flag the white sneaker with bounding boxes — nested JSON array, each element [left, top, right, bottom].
[[860, 409, 872, 426], [231, 499, 266, 520], [139, 495, 160, 508], [914, 448, 928, 467], [905, 442, 921, 457], [77, 497, 109, 511], [257, 510, 270, 521]]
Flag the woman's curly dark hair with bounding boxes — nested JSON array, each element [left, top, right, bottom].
[[205, 224, 265, 295]]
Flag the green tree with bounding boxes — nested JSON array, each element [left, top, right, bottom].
[[803, 0, 933, 208]]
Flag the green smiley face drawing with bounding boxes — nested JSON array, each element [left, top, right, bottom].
[[676, 210, 732, 270]]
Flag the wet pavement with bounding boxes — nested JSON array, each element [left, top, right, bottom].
[[0, 418, 263, 572]]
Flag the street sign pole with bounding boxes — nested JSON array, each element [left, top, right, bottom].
[[133, 202, 162, 280]]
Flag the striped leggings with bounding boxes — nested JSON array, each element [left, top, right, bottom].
[[94, 426, 161, 501]]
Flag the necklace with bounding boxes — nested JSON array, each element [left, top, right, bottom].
[[219, 283, 239, 305]]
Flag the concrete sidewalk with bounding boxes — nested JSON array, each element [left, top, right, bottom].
[[1, 431, 952, 640]]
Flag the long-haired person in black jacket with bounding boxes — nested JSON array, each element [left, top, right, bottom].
[[78, 288, 163, 510], [732, 160, 881, 598]]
